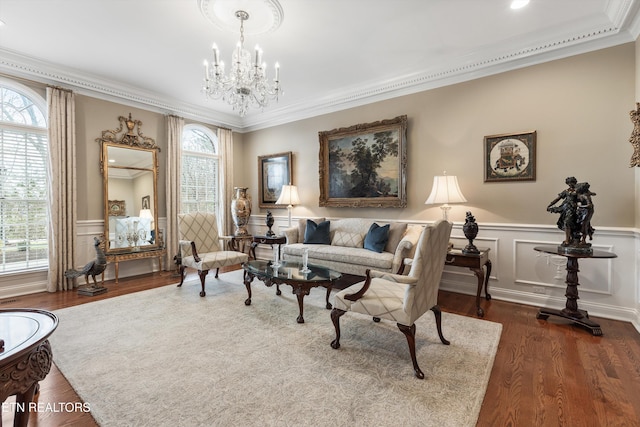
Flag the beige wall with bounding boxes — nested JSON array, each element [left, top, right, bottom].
[[75, 97, 167, 220], [242, 43, 636, 227], [75, 99, 240, 222]]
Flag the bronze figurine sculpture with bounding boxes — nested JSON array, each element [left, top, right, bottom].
[[547, 176, 595, 254]]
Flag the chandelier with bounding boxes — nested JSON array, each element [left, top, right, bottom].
[[202, 10, 281, 117]]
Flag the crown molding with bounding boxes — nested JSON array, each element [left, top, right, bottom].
[[0, 2, 638, 134]]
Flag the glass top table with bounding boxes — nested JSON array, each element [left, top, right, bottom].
[[242, 260, 342, 323]]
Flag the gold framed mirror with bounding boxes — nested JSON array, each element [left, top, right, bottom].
[[98, 114, 161, 254]]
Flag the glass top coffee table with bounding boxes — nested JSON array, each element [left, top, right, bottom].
[[242, 260, 342, 323]]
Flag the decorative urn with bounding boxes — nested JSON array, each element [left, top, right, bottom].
[[265, 211, 275, 236], [231, 187, 252, 236], [462, 211, 480, 254]]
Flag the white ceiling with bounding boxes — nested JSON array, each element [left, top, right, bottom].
[[0, 0, 639, 132]]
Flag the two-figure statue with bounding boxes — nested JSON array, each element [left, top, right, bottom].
[[547, 176, 595, 253]]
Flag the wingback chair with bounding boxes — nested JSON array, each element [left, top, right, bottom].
[[177, 212, 249, 297], [330, 219, 453, 379]]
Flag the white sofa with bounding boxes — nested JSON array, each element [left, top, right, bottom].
[[281, 218, 423, 276]]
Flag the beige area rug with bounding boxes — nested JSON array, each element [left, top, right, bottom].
[[50, 270, 502, 427]]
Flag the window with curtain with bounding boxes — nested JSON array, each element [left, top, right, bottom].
[[181, 125, 219, 214], [0, 82, 48, 273]]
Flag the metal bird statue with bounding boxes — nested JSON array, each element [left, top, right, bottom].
[[64, 237, 108, 294]]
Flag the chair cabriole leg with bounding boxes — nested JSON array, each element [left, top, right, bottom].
[[397, 323, 425, 379], [177, 265, 186, 287], [330, 308, 346, 349], [198, 269, 209, 297], [430, 305, 450, 345]]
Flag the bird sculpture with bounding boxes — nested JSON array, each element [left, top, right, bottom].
[[64, 237, 107, 289]]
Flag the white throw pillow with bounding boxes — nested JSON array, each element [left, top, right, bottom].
[[331, 231, 364, 248]]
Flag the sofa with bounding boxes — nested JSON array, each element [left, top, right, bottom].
[[281, 217, 423, 277]]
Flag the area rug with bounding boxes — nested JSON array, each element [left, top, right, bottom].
[[50, 270, 502, 427]]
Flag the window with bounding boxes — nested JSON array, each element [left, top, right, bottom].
[[0, 81, 48, 273], [181, 125, 219, 214]]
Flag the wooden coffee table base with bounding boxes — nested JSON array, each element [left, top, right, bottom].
[[243, 270, 334, 323]]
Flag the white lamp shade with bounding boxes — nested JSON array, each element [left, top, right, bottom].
[[139, 209, 154, 219], [424, 175, 467, 205], [276, 184, 300, 206], [139, 208, 154, 227]]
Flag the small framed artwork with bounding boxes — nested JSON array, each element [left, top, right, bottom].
[[142, 195, 150, 210], [258, 152, 292, 208], [318, 115, 407, 208], [484, 130, 536, 182], [108, 200, 126, 216]]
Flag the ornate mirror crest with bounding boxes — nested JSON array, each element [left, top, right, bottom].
[[97, 113, 160, 172]]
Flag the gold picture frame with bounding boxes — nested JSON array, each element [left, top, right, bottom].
[[108, 200, 126, 216], [484, 130, 536, 182], [319, 115, 407, 208], [258, 152, 293, 208]]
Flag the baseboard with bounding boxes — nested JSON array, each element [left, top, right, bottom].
[[441, 280, 639, 327]]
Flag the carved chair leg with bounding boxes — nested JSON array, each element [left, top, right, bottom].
[[397, 323, 425, 380], [331, 308, 346, 349], [177, 265, 186, 287], [430, 305, 450, 345], [215, 267, 220, 278], [198, 269, 210, 297]]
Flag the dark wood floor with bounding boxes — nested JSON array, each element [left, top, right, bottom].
[[2, 267, 639, 427]]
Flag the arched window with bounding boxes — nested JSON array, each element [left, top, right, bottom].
[[181, 125, 219, 214], [0, 80, 48, 273]]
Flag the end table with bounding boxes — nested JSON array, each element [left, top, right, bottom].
[[250, 235, 287, 260], [446, 248, 492, 317]]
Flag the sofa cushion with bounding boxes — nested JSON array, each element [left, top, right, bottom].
[[331, 231, 364, 248], [364, 223, 390, 253], [385, 222, 408, 253], [304, 220, 331, 244], [298, 217, 325, 243], [284, 243, 394, 271]]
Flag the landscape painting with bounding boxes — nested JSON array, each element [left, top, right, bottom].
[[319, 115, 407, 208]]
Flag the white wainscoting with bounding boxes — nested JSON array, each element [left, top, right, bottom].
[[2, 215, 638, 333], [250, 215, 640, 332]]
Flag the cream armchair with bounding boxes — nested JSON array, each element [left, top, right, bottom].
[[177, 212, 249, 297], [330, 219, 453, 379]]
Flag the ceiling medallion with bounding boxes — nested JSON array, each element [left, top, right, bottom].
[[198, 0, 284, 35], [202, 9, 282, 117]]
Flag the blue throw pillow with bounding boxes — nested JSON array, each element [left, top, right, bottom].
[[304, 220, 331, 244], [364, 223, 390, 253]]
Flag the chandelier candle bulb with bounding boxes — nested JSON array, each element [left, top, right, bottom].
[[213, 44, 219, 65], [275, 63, 280, 81]]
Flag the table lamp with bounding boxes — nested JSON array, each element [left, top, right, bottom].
[[275, 183, 300, 228], [424, 172, 467, 221]]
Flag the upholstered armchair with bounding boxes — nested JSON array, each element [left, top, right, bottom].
[[330, 219, 453, 379], [177, 212, 249, 297]]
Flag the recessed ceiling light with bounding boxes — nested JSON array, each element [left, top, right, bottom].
[[511, 0, 529, 9], [0, 20, 5, 27]]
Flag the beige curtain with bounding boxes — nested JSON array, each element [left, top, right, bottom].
[[218, 128, 234, 236], [165, 115, 184, 271], [46, 87, 77, 292]]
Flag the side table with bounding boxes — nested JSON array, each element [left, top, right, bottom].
[[250, 235, 287, 260], [0, 309, 58, 427], [105, 247, 167, 284], [534, 245, 617, 336], [445, 248, 492, 317]]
